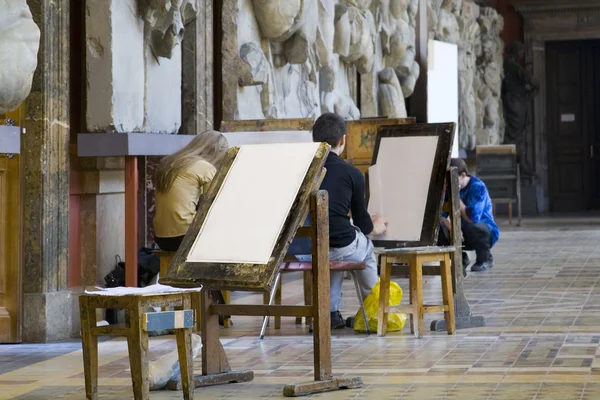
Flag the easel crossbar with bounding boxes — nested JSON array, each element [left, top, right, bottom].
[[210, 304, 313, 317]]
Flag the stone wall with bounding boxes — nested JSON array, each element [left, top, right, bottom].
[[428, 0, 504, 151], [223, 0, 421, 122]]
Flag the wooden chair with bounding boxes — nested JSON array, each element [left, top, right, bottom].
[[260, 261, 370, 338], [155, 250, 232, 328], [377, 247, 456, 338], [79, 291, 196, 400]]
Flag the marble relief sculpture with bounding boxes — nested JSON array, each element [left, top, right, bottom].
[[233, 0, 421, 121], [475, 7, 504, 146], [0, 0, 40, 114], [139, 0, 200, 59], [428, 0, 505, 151]]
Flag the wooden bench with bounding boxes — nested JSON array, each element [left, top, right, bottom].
[[79, 291, 196, 400], [154, 249, 232, 328], [260, 261, 369, 338], [377, 246, 456, 338]]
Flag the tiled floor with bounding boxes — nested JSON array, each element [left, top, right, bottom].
[[3, 218, 600, 399]]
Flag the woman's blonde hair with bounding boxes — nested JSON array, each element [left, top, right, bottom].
[[155, 130, 229, 193]]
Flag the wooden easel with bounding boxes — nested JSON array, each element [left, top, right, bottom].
[[161, 143, 363, 397], [429, 167, 486, 331]]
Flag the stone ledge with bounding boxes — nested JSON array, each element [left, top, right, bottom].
[[78, 133, 194, 157]]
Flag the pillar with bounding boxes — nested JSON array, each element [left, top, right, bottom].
[[22, 0, 71, 342]]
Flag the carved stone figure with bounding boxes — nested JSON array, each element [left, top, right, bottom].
[[0, 0, 40, 114], [320, 67, 361, 120], [476, 7, 504, 146], [502, 41, 539, 177], [139, 0, 199, 59], [435, 0, 461, 44], [334, 3, 377, 74], [457, 1, 480, 150], [378, 68, 407, 118], [239, 42, 270, 86]]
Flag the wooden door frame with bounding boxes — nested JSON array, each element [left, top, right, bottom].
[[545, 40, 594, 212], [515, 1, 600, 212], [0, 107, 24, 343]]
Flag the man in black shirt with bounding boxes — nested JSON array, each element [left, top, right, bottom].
[[296, 113, 387, 329]]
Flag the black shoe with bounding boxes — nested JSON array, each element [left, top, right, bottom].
[[462, 252, 470, 277], [331, 311, 346, 330], [346, 316, 355, 328], [471, 256, 494, 272]]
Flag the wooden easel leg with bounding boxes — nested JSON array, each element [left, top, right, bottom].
[[201, 289, 227, 375], [127, 303, 150, 400], [223, 291, 231, 328], [191, 292, 201, 332], [283, 191, 363, 397], [303, 271, 312, 327], [79, 297, 98, 400], [162, 289, 254, 390], [175, 295, 195, 400], [377, 256, 391, 337], [310, 192, 332, 382], [275, 278, 282, 329]]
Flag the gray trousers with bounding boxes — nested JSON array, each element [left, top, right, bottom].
[[297, 229, 378, 312]]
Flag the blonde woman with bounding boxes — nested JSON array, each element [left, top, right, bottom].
[[153, 130, 229, 251]]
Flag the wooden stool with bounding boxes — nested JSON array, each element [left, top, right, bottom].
[[377, 246, 456, 338], [79, 291, 197, 400], [260, 261, 369, 338], [154, 249, 232, 328]]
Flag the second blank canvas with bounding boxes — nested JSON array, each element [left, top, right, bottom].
[[368, 136, 440, 243]]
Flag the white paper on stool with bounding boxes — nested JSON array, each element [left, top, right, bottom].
[[186, 142, 321, 265], [368, 136, 439, 242]]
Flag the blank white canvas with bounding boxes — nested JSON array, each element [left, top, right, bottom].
[[223, 131, 313, 147], [427, 40, 459, 158], [368, 136, 439, 242], [187, 142, 320, 265]]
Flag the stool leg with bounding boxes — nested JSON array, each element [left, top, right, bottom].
[[377, 256, 391, 337], [260, 272, 282, 339], [79, 297, 98, 400], [440, 253, 456, 335], [127, 304, 150, 400], [303, 271, 312, 327], [176, 294, 195, 400], [508, 202, 513, 226], [350, 271, 370, 334], [275, 277, 282, 329], [412, 256, 424, 339]]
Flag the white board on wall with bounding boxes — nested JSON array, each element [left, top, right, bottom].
[[427, 40, 459, 158]]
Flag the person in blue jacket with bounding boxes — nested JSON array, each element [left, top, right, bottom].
[[441, 158, 499, 273]]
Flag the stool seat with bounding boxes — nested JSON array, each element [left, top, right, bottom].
[[280, 261, 366, 272]]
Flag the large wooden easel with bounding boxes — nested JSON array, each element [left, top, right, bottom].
[[161, 143, 363, 397]]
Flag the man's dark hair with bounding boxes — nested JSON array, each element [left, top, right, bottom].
[[312, 113, 346, 148], [450, 158, 469, 175]]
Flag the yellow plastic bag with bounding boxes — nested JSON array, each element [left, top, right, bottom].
[[354, 279, 407, 333]]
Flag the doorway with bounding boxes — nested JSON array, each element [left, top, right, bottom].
[[546, 40, 600, 212]]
